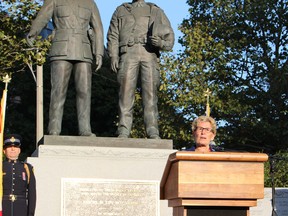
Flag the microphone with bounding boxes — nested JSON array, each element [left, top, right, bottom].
[[210, 141, 225, 152]]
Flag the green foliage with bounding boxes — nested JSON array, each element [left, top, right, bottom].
[[166, 0, 288, 151], [158, 57, 193, 149], [0, 0, 50, 78], [264, 152, 288, 187]]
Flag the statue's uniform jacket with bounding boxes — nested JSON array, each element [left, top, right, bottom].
[[29, 0, 104, 62], [107, 3, 174, 58]]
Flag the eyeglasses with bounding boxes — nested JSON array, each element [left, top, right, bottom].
[[195, 126, 213, 133]]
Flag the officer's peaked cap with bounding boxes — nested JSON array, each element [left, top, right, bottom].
[[4, 134, 22, 149]]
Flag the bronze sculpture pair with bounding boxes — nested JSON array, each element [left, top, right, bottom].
[[27, 0, 174, 139]]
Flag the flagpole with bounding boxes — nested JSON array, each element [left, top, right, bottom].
[[0, 74, 11, 216], [36, 63, 43, 147]]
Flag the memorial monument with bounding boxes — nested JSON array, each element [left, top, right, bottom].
[[26, 0, 104, 136], [25, 1, 176, 215]]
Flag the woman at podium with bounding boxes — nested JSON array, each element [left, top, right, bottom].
[[186, 115, 223, 152]]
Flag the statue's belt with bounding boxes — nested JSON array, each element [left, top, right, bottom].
[[56, 28, 87, 35], [127, 36, 148, 46]]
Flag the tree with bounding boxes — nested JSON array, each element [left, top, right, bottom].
[[165, 0, 288, 152], [0, 0, 49, 77]]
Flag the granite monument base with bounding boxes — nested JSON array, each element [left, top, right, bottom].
[[27, 136, 176, 216]]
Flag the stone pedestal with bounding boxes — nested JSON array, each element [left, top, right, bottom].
[[27, 136, 176, 216]]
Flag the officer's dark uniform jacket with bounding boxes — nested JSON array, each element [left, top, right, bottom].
[[107, 2, 175, 58], [2, 159, 36, 216], [28, 0, 104, 63]]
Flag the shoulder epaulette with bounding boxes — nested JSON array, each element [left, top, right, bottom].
[[122, 3, 133, 11], [23, 163, 31, 184]]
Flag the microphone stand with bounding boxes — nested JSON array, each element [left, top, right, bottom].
[[269, 156, 278, 216]]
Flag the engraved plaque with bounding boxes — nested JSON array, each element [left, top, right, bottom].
[[274, 189, 288, 215], [250, 188, 288, 216], [61, 178, 159, 216]]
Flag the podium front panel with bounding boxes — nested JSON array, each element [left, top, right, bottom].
[[164, 160, 264, 200]]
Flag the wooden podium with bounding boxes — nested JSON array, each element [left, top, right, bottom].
[[160, 151, 268, 216]]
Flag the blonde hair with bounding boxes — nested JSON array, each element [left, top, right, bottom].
[[191, 115, 217, 134]]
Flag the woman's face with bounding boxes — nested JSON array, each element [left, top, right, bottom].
[[193, 121, 216, 148]]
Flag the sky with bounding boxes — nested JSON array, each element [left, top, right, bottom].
[[95, 0, 189, 52]]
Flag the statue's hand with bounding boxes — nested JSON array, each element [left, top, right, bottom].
[[150, 35, 162, 48], [26, 33, 35, 47], [95, 55, 103, 71], [111, 56, 119, 73]]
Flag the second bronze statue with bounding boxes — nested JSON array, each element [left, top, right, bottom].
[[107, 0, 175, 139]]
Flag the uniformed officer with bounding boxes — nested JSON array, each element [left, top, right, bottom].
[[26, 0, 104, 136], [2, 134, 36, 216], [107, 0, 174, 139]]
